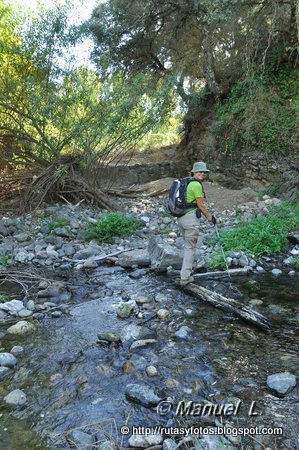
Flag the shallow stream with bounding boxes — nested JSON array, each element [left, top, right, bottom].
[[0, 266, 298, 449]]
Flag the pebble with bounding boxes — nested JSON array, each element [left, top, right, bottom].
[[157, 309, 170, 320], [174, 326, 192, 339], [288, 270, 295, 277], [146, 365, 158, 377], [117, 302, 133, 319], [10, 346, 24, 355], [125, 383, 161, 407], [128, 434, 163, 448], [267, 371, 296, 396], [0, 352, 17, 368], [4, 389, 27, 406], [271, 268, 282, 276]]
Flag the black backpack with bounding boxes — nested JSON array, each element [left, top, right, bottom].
[[168, 177, 205, 217]]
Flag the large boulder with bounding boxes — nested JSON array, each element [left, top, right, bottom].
[[7, 320, 36, 335], [117, 249, 150, 268], [148, 236, 182, 271], [125, 383, 161, 407]]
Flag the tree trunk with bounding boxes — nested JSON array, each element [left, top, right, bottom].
[[202, 26, 221, 95], [179, 282, 270, 331]]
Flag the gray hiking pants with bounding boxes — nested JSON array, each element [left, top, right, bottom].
[[177, 210, 199, 280]]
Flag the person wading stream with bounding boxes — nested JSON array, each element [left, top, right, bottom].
[[178, 161, 216, 285]]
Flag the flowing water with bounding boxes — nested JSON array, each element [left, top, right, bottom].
[[0, 266, 298, 449]]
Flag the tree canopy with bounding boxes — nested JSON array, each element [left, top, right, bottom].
[[89, 0, 298, 96]]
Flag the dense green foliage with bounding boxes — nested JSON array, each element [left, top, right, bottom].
[[208, 201, 299, 268], [214, 66, 298, 154], [84, 213, 142, 243]]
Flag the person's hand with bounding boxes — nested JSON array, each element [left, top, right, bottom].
[[211, 215, 217, 226]]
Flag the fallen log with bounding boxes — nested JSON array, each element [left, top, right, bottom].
[[193, 268, 250, 280], [179, 282, 270, 331]]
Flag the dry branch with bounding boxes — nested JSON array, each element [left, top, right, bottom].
[[179, 282, 270, 331]]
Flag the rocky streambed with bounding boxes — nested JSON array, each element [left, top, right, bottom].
[[0, 190, 298, 449]]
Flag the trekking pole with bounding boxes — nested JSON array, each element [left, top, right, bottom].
[[214, 223, 234, 288]]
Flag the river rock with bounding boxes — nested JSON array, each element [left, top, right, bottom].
[[272, 268, 282, 276], [163, 439, 177, 450], [0, 352, 17, 368], [148, 236, 182, 271], [98, 441, 118, 450], [117, 302, 133, 319], [157, 309, 170, 320], [0, 366, 12, 380], [136, 296, 152, 305], [0, 299, 24, 314], [120, 324, 144, 341], [290, 247, 299, 256], [174, 326, 192, 339], [15, 251, 29, 263], [4, 389, 27, 406], [128, 434, 163, 448], [130, 339, 157, 350], [15, 232, 30, 243], [239, 255, 249, 267], [97, 332, 121, 343], [288, 270, 296, 277], [7, 320, 36, 335], [267, 371, 296, 396], [18, 309, 33, 318], [125, 383, 161, 407], [73, 247, 98, 260], [118, 249, 150, 268], [10, 346, 24, 355], [283, 257, 294, 265], [68, 430, 93, 449], [0, 310, 7, 319], [26, 300, 35, 311], [146, 365, 158, 377]]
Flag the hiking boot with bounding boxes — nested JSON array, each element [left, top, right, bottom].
[[179, 276, 194, 286]]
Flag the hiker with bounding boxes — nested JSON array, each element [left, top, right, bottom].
[[177, 161, 216, 285]]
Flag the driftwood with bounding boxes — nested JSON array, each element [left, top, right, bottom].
[[180, 282, 270, 331], [193, 268, 250, 280], [62, 247, 136, 263]]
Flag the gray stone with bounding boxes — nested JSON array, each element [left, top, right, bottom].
[[157, 309, 170, 320], [51, 311, 62, 318], [146, 365, 158, 377], [54, 227, 71, 237], [26, 300, 35, 311], [256, 266, 265, 273], [130, 339, 157, 350], [7, 320, 36, 335], [83, 257, 98, 268], [118, 249, 150, 268], [0, 300, 24, 314], [97, 332, 121, 343], [267, 371, 296, 396], [117, 302, 133, 319], [0, 310, 8, 319], [163, 439, 177, 450], [98, 441, 118, 450], [61, 244, 75, 256], [120, 324, 144, 341], [14, 232, 30, 242], [68, 430, 93, 449], [272, 268, 282, 276], [10, 346, 24, 355], [239, 255, 249, 267], [128, 434, 163, 448], [74, 247, 98, 260], [288, 270, 296, 277], [174, 326, 192, 340], [0, 366, 12, 380], [18, 309, 33, 318], [15, 251, 30, 263], [283, 257, 294, 265], [4, 389, 27, 406], [0, 352, 17, 368], [148, 236, 182, 271], [125, 384, 161, 407]]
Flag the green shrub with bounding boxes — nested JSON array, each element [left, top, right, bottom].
[[47, 217, 70, 231], [207, 252, 226, 270], [214, 201, 299, 257], [0, 253, 10, 267], [84, 213, 142, 243]]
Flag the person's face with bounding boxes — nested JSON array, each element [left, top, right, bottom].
[[193, 171, 207, 180]]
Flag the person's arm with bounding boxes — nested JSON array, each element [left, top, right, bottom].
[[196, 197, 212, 222]]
